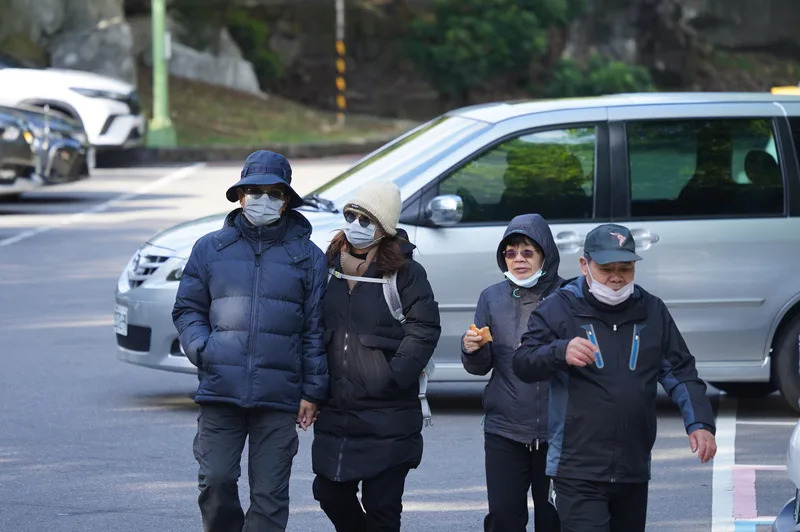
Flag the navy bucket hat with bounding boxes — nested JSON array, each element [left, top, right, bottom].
[[225, 150, 303, 209]]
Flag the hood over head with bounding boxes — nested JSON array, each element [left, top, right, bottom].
[[496, 213, 560, 287]]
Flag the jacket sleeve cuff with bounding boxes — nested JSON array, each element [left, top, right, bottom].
[[687, 422, 715, 435]]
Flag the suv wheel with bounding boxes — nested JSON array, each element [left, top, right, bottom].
[[773, 315, 800, 413]]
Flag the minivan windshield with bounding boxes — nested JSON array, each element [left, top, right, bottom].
[[308, 115, 490, 206]]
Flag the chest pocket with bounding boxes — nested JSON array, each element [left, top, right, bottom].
[[580, 322, 648, 372]]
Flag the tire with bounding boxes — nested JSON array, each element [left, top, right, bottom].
[[772, 315, 800, 413], [709, 381, 776, 398]]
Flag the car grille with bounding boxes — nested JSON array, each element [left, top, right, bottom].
[[128, 247, 173, 288], [117, 325, 152, 352]]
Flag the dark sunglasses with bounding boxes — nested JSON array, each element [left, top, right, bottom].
[[344, 210, 373, 228], [502, 249, 537, 259], [242, 187, 285, 202]]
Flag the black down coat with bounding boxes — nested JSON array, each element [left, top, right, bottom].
[[312, 238, 441, 482], [461, 213, 564, 445]]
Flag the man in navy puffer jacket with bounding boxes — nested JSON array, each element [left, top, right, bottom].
[[173, 150, 329, 532]]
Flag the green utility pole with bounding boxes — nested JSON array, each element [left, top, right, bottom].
[[146, 0, 177, 147]]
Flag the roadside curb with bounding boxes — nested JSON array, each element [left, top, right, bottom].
[[95, 138, 392, 167]]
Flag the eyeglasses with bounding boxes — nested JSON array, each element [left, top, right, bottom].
[[344, 210, 373, 228], [242, 187, 285, 202], [502, 249, 537, 259]]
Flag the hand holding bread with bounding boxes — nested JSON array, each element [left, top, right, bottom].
[[463, 324, 493, 353]]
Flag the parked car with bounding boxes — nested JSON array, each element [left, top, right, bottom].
[[1, 104, 92, 185], [115, 92, 800, 411], [0, 52, 145, 149], [0, 109, 39, 197], [773, 410, 800, 530]]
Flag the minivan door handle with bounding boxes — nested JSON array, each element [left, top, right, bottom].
[[630, 228, 660, 251], [555, 231, 583, 253]]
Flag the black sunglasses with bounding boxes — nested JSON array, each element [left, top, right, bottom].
[[502, 249, 537, 259], [242, 187, 285, 202], [343, 210, 373, 228]]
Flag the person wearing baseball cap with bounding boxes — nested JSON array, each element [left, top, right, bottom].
[[173, 150, 328, 531], [512, 223, 716, 532]]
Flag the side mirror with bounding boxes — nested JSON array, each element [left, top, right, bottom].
[[426, 194, 463, 227]]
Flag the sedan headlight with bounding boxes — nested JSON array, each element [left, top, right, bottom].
[[70, 87, 130, 102], [1, 126, 20, 141], [166, 259, 187, 282]]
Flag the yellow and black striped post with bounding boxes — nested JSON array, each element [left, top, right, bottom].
[[335, 0, 346, 126]]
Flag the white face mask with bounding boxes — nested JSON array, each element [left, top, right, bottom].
[[504, 269, 544, 288], [343, 220, 381, 249], [243, 194, 284, 226], [586, 268, 634, 306]]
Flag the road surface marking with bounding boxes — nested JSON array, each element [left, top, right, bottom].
[[712, 395, 737, 532], [0, 163, 205, 248]]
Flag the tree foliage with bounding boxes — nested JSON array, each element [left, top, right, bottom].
[[546, 54, 656, 97], [404, 0, 587, 101]]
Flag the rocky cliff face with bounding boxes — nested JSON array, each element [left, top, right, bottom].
[[0, 0, 135, 83]]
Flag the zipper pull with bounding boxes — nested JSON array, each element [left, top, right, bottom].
[[613, 324, 617, 332]]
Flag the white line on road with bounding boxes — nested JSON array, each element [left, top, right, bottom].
[[736, 420, 798, 426], [712, 395, 738, 532], [0, 163, 205, 248]]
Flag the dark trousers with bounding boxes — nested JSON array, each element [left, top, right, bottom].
[[484, 432, 560, 532], [552, 477, 648, 532], [193, 403, 299, 532], [312, 467, 410, 532]]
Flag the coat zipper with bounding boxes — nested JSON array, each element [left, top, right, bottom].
[[245, 235, 263, 406], [334, 282, 353, 482]]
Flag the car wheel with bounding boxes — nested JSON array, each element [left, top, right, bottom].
[[773, 315, 800, 413], [709, 382, 776, 398]]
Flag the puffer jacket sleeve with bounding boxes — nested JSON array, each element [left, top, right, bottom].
[[300, 245, 330, 403], [512, 297, 570, 382], [389, 260, 442, 389], [656, 300, 716, 435], [172, 240, 212, 367], [461, 289, 493, 375]]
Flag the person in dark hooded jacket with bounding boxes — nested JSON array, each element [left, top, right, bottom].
[[311, 181, 441, 532], [172, 150, 328, 532], [461, 213, 563, 532]]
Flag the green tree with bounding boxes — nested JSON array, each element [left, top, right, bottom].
[[404, 0, 587, 102], [546, 54, 656, 98]]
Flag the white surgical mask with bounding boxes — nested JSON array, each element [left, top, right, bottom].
[[343, 220, 381, 249], [586, 269, 634, 306], [243, 194, 284, 226], [504, 269, 544, 289]]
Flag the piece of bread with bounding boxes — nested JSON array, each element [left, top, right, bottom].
[[469, 324, 493, 346]]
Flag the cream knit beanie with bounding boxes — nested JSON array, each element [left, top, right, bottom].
[[343, 181, 401, 236]]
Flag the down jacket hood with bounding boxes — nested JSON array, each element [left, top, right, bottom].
[[496, 213, 560, 290]]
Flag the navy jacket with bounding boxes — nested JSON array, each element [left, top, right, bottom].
[[461, 214, 563, 445], [513, 277, 715, 483], [172, 209, 329, 410]]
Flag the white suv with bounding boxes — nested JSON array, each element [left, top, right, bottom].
[[0, 53, 145, 149]]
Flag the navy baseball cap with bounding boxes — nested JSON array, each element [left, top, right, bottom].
[[225, 150, 303, 208], [583, 224, 642, 264]]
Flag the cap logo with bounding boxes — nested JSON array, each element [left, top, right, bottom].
[[609, 232, 626, 247]]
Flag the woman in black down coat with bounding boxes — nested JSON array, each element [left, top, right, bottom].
[[312, 181, 441, 532]]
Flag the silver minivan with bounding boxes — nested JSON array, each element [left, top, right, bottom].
[[115, 92, 800, 412]]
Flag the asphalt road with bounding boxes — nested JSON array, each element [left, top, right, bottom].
[[0, 162, 796, 532]]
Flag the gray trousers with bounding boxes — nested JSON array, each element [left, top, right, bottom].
[[193, 403, 299, 532]]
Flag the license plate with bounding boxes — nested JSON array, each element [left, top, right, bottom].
[[113, 304, 128, 336]]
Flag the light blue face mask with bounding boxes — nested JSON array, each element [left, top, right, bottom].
[[504, 268, 544, 289], [243, 194, 284, 226]]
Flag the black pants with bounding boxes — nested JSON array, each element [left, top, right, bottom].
[[551, 477, 648, 532], [312, 467, 410, 532], [193, 403, 299, 532], [484, 432, 560, 532]]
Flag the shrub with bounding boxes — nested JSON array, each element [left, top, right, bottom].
[[546, 54, 656, 97]]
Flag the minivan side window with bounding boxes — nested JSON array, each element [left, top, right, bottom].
[[437, 126, 596, 223], [627, 118, 784, 218]]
